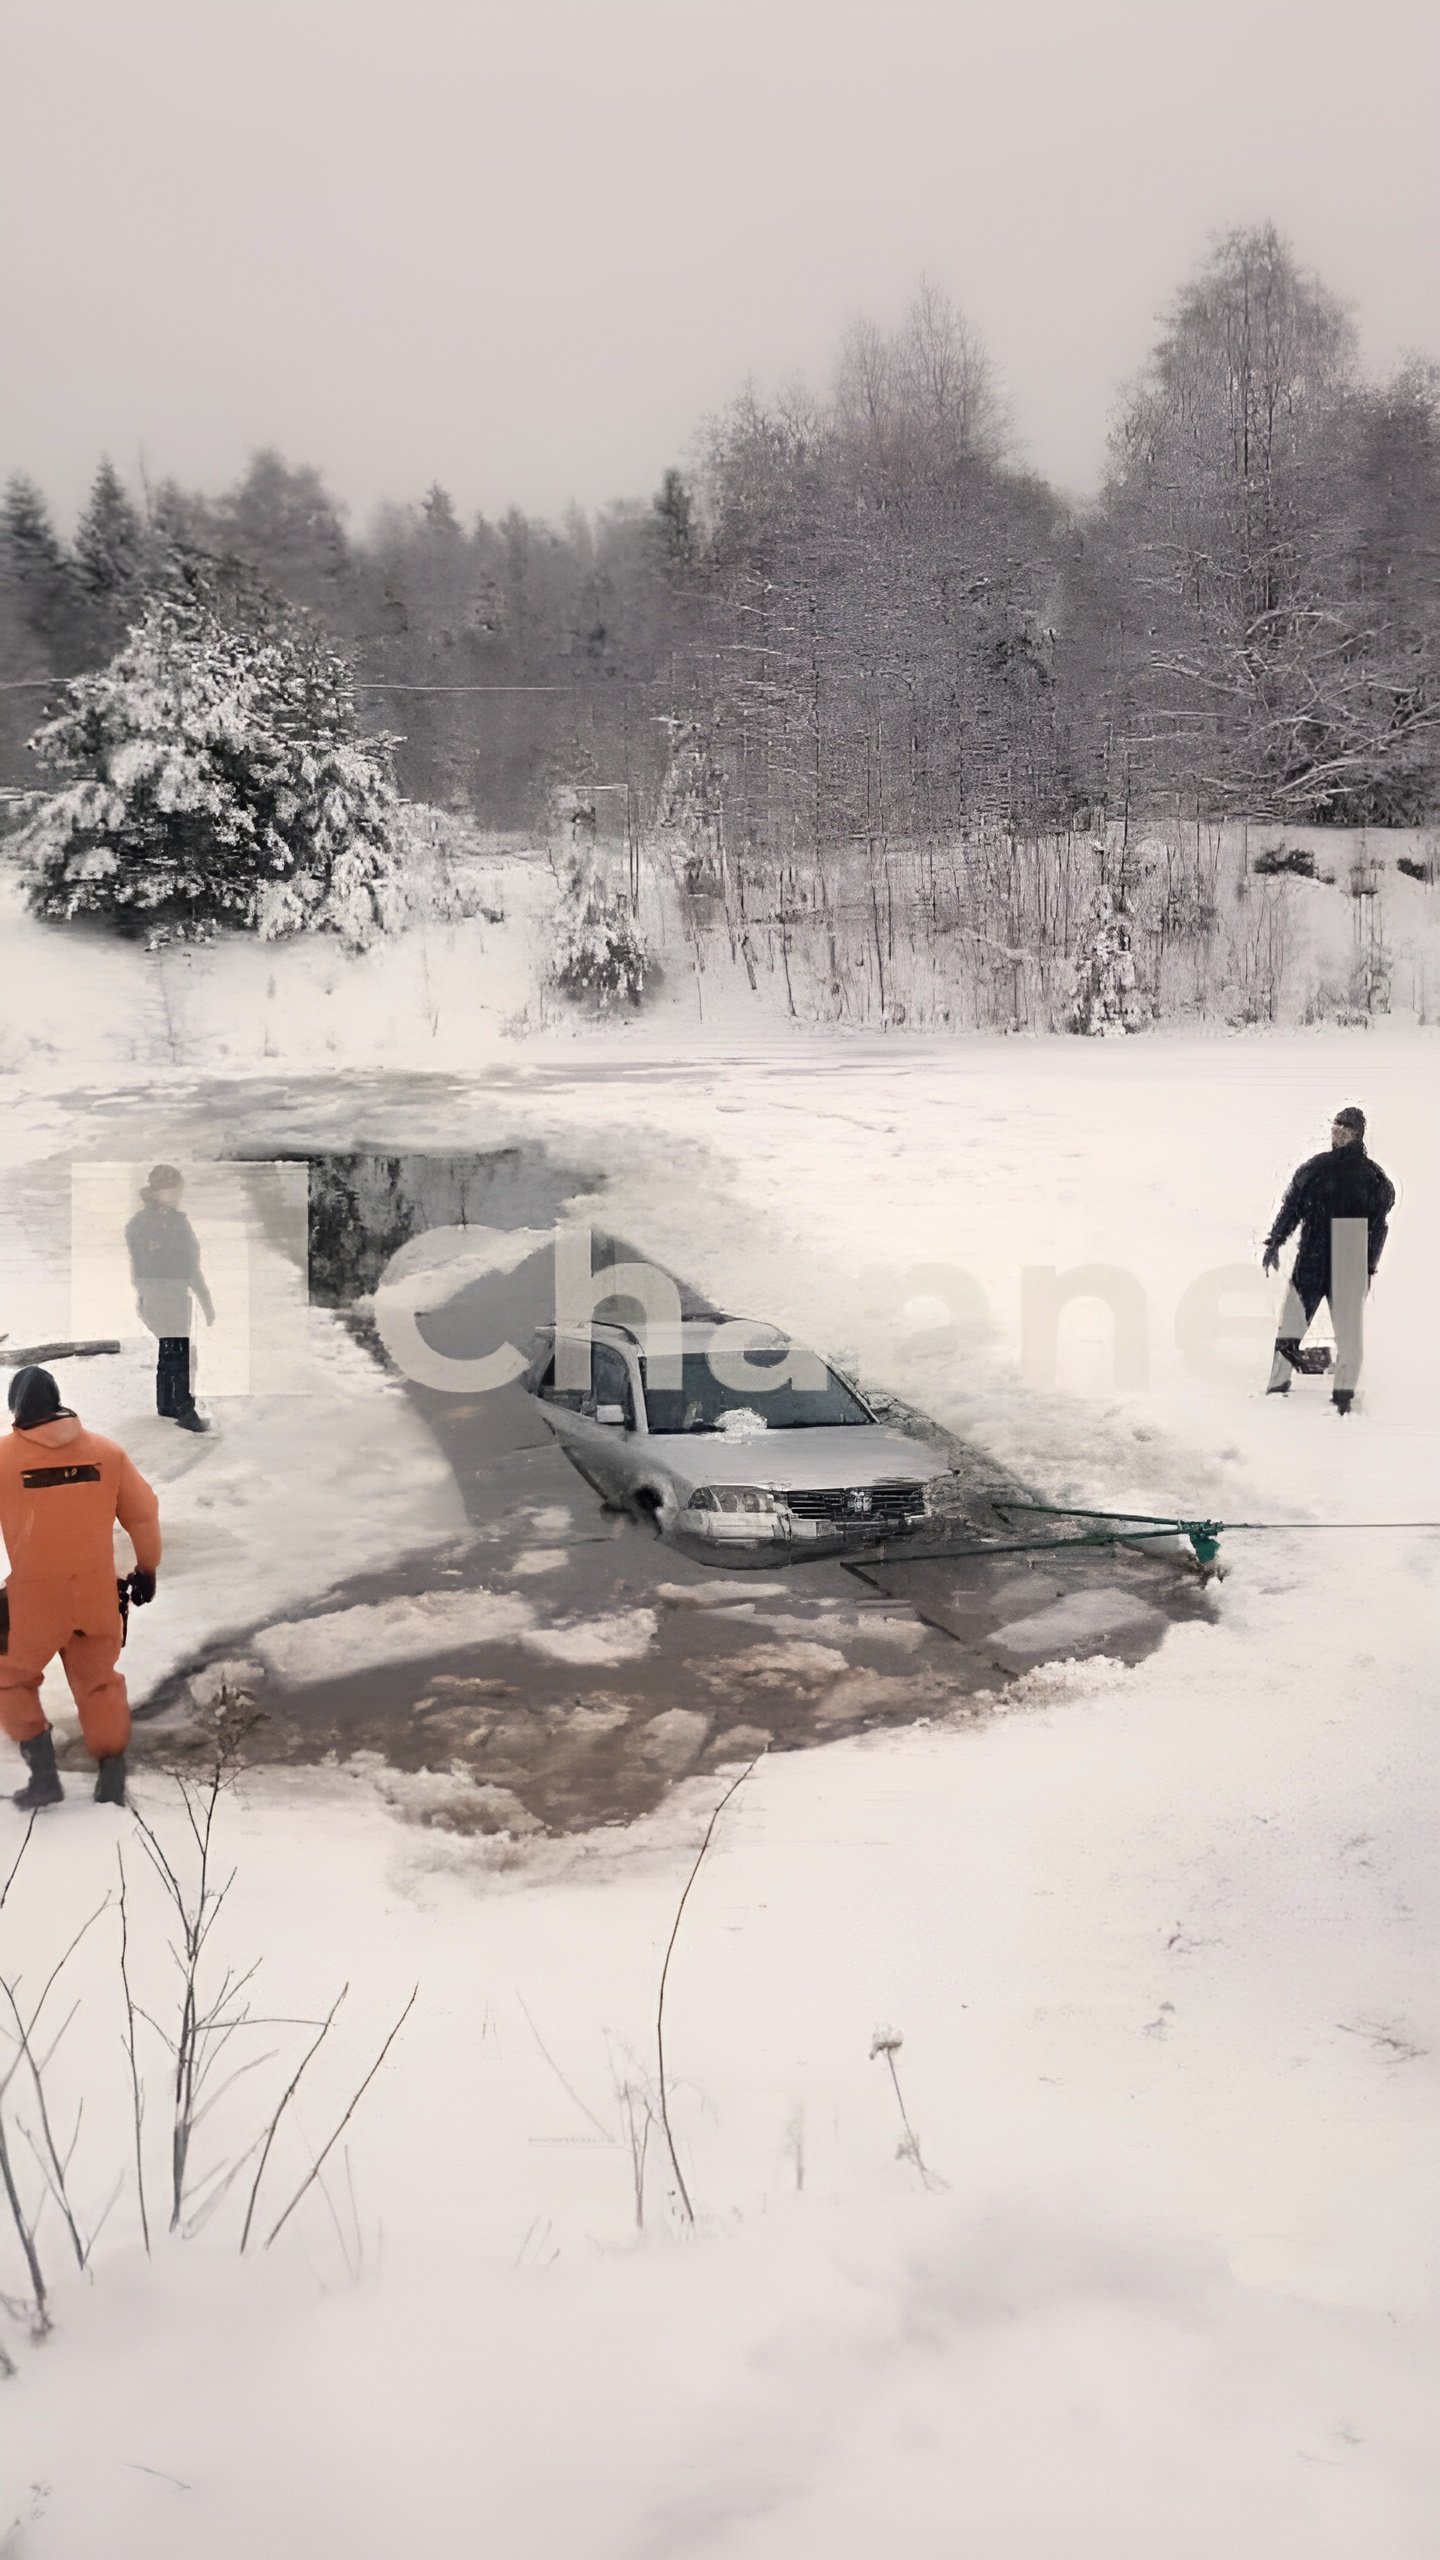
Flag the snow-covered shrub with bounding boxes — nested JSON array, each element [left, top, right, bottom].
[[15, 559, 404, 949], [1301, 962, 1385, 1026], [1067, 881, 1148, 1035], [550, 857, 652, 1008], [398, 805, 509, 924]]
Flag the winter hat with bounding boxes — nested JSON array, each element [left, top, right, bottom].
[[7, 1366, 73, 1430], [144, 1163, 183, 1197], [1333, 1106, 1367, 1137]]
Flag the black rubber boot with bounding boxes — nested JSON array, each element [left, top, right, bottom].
[[12, 1730, 64, 1811], [1333, 1388, 1355, 1416], [159, 1338, 190, 1423], [161, 1337, 210, 1432], [94, 1752, 127, 1806]]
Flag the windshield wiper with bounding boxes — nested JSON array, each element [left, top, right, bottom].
[[764, 1417, 868, 1431]]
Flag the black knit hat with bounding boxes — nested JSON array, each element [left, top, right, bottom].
[[7, 1366, 72, 1429], [1334, 1106, 1366, 1137]]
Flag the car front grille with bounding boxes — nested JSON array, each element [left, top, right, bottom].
[[784, 1482, 926, 1525]]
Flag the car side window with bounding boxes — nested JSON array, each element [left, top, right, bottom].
[[589, 1345, 635, 1427], [536, 1354, 587, 1414]]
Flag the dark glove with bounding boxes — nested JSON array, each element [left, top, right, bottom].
[[1262, 1243, 1280, 1275], [129, 1569, 157, 1606]]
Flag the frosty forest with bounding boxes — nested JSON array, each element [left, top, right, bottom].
[[3, 226, 1439, 1039], [1, 5, 1438, 2555]]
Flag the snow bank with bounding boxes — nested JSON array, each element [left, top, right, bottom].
[[2, 1599, 1435, 2555], [7, 815, 1438, 1094], [512, 1021, 1440, 1560], [0, 837, 555, 1083]]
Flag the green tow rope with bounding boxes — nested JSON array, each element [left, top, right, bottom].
[[995, 1502, 1225, 1566]]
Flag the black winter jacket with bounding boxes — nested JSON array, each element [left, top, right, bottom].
[[1266, 1145, 1395, 1284]]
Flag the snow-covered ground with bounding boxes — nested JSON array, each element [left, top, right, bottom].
[[4, 818, 1439, 1081], [1, 897, 1437, 2552]]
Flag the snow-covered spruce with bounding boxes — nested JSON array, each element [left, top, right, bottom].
[[1068, 877, 1149, 1036], [550, 854, 652, 1008], [15, 574, 405, 951]]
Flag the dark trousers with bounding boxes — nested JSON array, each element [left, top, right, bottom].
[[156, 1336, 197, 1419], [1267, 1271, 1364, 1394]]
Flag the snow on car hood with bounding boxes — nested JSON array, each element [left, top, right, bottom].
[[646, 1424, 939, 1494]]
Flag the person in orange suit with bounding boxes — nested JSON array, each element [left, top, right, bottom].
[[0, 1366, 162, 1810]]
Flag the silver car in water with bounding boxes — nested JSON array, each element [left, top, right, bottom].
[[523, 1315, 954, 1566]]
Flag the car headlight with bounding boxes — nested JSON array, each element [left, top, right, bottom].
[[686, 1486, 781, 1515]]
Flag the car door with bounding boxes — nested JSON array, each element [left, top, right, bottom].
[[575, 1343, 639, 1503], [535, 1339, 637, 1505]]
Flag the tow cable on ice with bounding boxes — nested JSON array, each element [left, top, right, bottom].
[[849, 1502, 1440, 1580]]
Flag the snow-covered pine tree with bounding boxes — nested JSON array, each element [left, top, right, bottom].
[[73, 458, 148, 647], [1, 474, 85, 666], [1068, 876, 1148, 1035], [652, 468, 695, 568], [551, 854, 651, 1008], [16, 554, 404, 948]]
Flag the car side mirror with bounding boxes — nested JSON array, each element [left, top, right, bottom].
[[595, 1402, 628, 1428]]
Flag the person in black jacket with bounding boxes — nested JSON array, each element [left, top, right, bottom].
[[124, 1165, 214, 1434], [1262, 1107, 1395, 1413]]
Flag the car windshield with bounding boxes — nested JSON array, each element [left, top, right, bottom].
[[640, 1348, 873, 1434]]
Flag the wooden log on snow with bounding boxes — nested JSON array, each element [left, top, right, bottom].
[[0, 1340, 123, 1366]]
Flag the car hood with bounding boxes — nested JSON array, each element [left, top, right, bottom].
[[644, 1425, 940, 1493]]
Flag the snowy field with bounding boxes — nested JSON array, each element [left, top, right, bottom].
[[1, 897, 1437, 2553]]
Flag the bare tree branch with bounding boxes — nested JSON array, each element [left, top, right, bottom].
[[0, 1817, 35, 1914], [262, 1989, 416, 2252], [654, 1755, 763, 2224]]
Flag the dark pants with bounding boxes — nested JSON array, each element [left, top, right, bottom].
[[1267, 1270, 1364, 1395], [156, 1336, 197, 1420]]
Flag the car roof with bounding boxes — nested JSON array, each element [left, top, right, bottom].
[[545, 1314, 795, 1354]]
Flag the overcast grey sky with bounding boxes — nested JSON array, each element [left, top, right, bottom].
[[3, 0, 1437, 532]]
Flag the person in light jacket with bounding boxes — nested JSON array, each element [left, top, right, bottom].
[[125, 1163, 214, 1433]]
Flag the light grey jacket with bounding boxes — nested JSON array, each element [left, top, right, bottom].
[[125, 1199, 214, 1341]]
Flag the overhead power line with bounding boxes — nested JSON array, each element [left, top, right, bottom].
[[351, 680, 576, 694]]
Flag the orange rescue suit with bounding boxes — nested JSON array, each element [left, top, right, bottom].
[[0, 1414, 162, 1761]]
